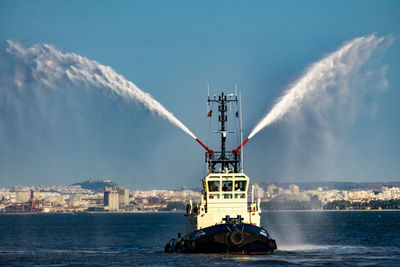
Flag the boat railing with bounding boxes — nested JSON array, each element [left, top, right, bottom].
[[205, 151, 240, 164]]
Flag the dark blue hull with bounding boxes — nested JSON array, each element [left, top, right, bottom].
[[165, 223, 277, 254]]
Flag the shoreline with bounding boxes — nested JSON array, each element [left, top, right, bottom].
[[2, 209, 400, 215], [262, 209, 400, 212]]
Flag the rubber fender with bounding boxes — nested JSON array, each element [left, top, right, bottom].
[[189, 240, 196, 251], [267, 239, 277, 250], [229, 230, 245, 247], [164, 243, 171, 253]]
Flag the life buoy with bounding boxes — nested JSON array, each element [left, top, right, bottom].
[[229, 230, 245, 247]]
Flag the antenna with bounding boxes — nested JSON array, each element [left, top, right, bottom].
[[239, 90, 244, 171], [251, 184, 254, 202], [235, 84, 237, 97], [207, 85, 210, 113]]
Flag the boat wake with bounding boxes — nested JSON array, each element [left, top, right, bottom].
[[278, 244, 400, 255], [278, 244, 337, 251]]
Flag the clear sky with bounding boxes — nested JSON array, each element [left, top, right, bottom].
[[0, 0, 399, 189]]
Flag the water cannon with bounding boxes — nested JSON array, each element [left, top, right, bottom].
[[195, 138, 214, 155], [232, 138, 249, 154]]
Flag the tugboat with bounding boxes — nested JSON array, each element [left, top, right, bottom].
[[165, 91, 277, 254]]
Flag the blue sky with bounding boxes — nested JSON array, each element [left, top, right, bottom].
[[0, 0, 399, 189]]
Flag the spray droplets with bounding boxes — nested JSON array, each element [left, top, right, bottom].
[[6, 41, 197, 139], [248, 35, 389, 140], [4, 35, 390, 147]]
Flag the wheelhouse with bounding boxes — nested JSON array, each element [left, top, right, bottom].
[[203, 174, 249, 202]]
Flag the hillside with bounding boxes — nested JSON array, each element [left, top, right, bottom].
[[72, 179, 117, 192]]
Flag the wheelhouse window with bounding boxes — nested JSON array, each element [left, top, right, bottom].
[[209, 193, 220, 199], [234, 180, 247, 192], [222, 181, 232, 191], [208, 181, 220, 192], [235, 193, 246, 199], [223, 194, 233, 199]]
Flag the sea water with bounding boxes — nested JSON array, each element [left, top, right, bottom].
[[1, 211, 399, 266]]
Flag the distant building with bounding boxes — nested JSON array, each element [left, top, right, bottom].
[[16, 191, 30, 203], [267, 184, 278, 194], [67, 195, 82, 207], [289, 184, 300, 193], [252, 184, 264, 200], [104, 187, 119, 211], [104, 186, 129, 211], [382, 186, 400, 200], [117, 187, 129, 209]]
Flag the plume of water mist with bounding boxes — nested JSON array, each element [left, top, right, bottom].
[[5, 41, 197, 139], [248, 35, 388, 140]]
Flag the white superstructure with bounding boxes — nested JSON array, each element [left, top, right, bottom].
[[185, 172, 261, 234]]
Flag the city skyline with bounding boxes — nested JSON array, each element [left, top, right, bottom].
[[1, 1, 400, 189], [1, 178, 399, 214], [2, 178, 400, 192]]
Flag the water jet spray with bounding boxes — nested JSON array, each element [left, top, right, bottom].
[[247, 34, 388, 140], [5, 41, 197, 140]]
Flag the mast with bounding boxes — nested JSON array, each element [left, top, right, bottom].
[[239, 90, 244, 171], [207, 91, 240, 173], [220, 92, 227, 168]]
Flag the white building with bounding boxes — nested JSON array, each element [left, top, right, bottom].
[[289, 185, 300, 193]]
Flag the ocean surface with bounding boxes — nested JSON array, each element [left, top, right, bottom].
[[1, 211, 399, 266]]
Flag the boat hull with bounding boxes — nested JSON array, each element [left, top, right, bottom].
[[165, 223, 277, 254]]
